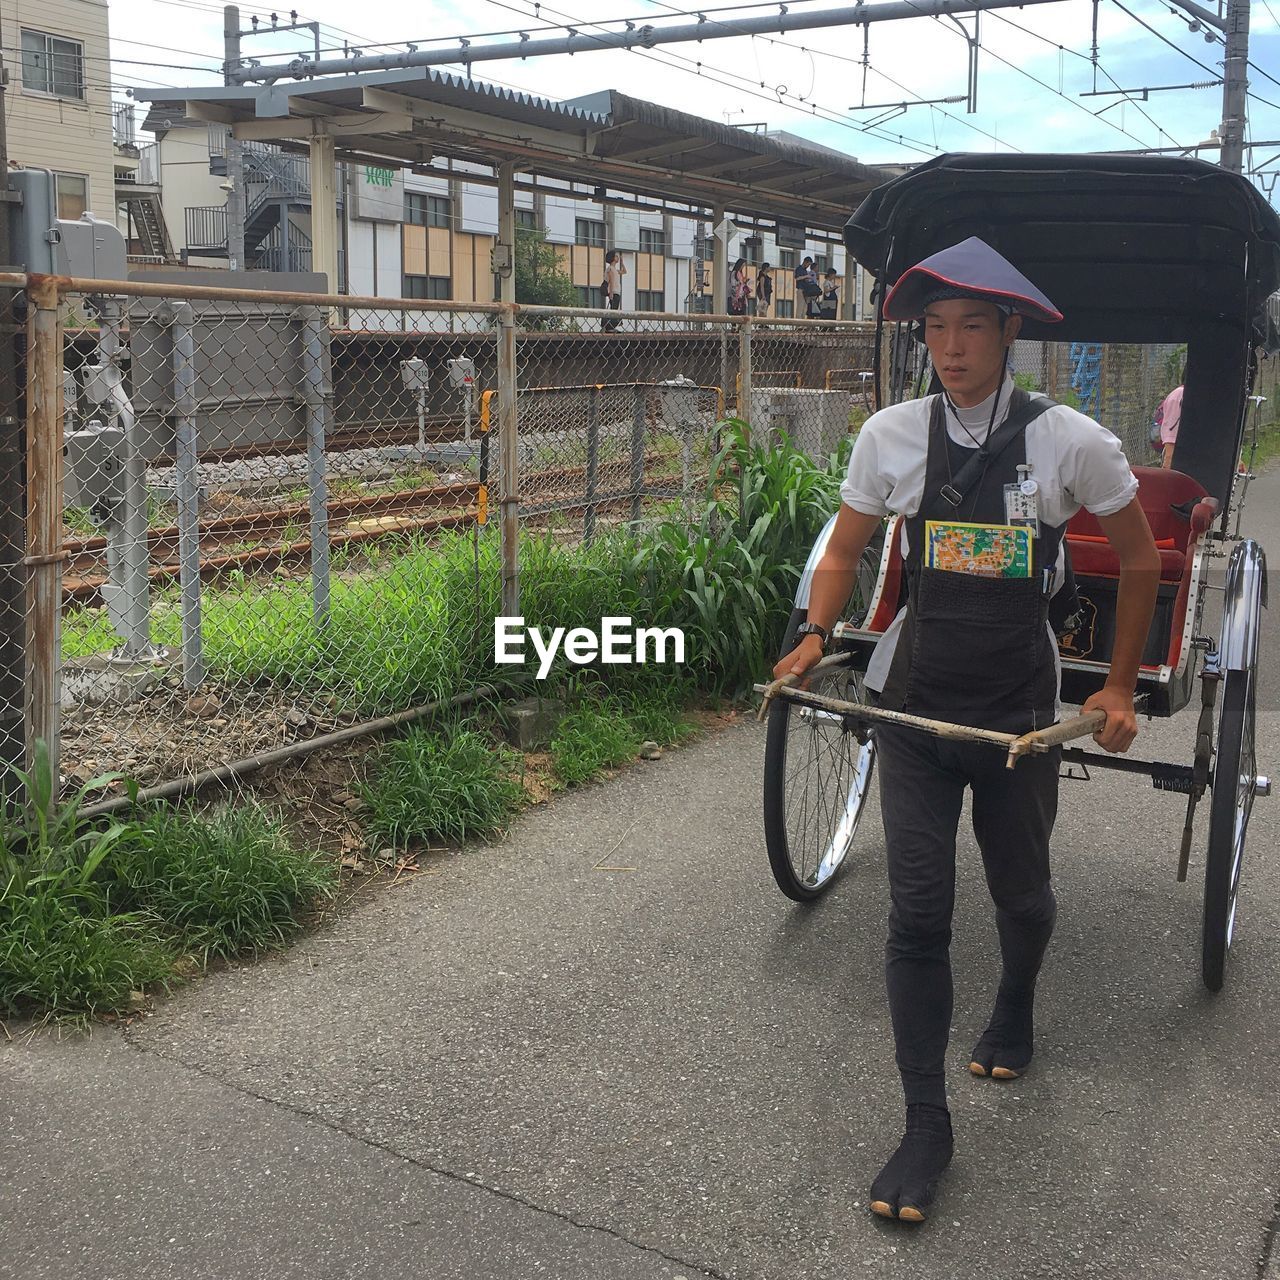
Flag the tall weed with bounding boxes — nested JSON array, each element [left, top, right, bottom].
[[638, 419, 846, 692], [0, 746, 172, 1018]]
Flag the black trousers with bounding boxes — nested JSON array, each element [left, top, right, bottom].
[[875, 723, 1060, 1109]]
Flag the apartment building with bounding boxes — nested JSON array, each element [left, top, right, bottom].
[[351, 159, 863, 317], [2, 0, 114, 228], [145, 116, 871, 318]]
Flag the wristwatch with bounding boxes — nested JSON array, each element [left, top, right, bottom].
[[794, 621, 830, 648]]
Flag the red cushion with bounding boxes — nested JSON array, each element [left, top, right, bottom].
[[1068, 537, 1186, 582], [1067, 465, 1209, 552]]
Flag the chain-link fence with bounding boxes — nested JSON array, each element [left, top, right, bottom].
[[887, 329, 1190, 465], [13, 274, 1269, 799], [9, 280, 873, 796]]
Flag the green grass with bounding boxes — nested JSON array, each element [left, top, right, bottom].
[[1244, 417, 1280, 471], [107, 802, 338, 964], [550, 683, 698, 786], [360, 721, 526, 850], [0, 744, 336, 1020], [63, 420, 843, 710]]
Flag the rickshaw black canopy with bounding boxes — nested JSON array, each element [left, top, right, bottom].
[[844, 153, 1280, 504], [844, 153, 1280, 347]]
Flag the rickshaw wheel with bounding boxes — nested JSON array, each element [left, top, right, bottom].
[[1202, 665, 1258, 991], [763, 608, 876, 902]]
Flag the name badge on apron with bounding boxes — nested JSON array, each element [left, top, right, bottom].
[[1004, 466, 1041, 538]]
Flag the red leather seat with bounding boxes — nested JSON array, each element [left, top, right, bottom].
[[1065, 466, 1213, 581], [1068, 538, 1187, 582]]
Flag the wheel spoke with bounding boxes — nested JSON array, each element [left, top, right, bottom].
[[779, 668, 870, 889]]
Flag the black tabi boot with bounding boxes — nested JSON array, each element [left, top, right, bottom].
[[868, 1103, 954, 1223]]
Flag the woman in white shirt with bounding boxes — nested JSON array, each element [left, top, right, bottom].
[[602, 249, 626, 332]]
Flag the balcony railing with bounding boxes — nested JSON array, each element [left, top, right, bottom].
[[185, 205, 227, 253], [113, 102, 136, 150]]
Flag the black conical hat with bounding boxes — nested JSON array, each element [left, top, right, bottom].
[[882, 236, 1063, 323]]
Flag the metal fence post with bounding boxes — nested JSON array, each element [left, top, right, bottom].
[[95, 298, 153, 658], [739, 318, 753, 428], [299, 307, 331, 627], [171, 302, 204, 688], [498, 303, 519, 616], [25, 275, 63, 782], [583, 383, 600, 545], [719, 330, 731, 421], [629, 383, 646, 526]]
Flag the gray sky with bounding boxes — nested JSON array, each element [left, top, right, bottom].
[[109, 0, 1280, 199]]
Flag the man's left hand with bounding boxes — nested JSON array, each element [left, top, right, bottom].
[[1081, 685, 1139, 754]]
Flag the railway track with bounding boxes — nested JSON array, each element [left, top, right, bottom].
[[62, 452, 680, 607]]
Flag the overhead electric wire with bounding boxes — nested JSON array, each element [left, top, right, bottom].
[[483, 0, 943, 157], [978, 6, 1183, 146], [638, 0, 1020, 151], [637, 0, 1170, 150], [1110, 0, 1222, 76]]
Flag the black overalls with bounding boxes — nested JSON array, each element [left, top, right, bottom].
[[875, 390, 1065, 1110]]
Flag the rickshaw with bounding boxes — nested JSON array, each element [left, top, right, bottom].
[[760, 154, 1280, 991]]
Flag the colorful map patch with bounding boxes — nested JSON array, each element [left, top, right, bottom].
[[924, 521, 1033, 579]]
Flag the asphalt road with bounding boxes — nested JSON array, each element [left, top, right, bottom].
[[6, 473, 1280, 1280]]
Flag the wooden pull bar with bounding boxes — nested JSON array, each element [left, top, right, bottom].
[[1004, 710, 1107, 769]]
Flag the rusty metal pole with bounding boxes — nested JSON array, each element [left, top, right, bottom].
[[24, 275, 63, 784], [739, 318, 753, 427], [497, 302, 519, 616]]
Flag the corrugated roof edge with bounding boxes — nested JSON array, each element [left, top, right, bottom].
[[584, 90, 878, 178], [135, 65, 610, 133]]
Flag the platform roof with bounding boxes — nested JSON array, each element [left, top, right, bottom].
[[137, 67, 895, 234]]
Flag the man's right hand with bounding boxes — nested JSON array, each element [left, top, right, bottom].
[[772, 633, 826, 688]]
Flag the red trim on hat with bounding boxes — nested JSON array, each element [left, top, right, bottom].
[[883, 265, 1064, 323]]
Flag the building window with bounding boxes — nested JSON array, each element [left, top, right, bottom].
[[577, 285, 606, 308], [812, 254, 831, 275], [636, 289, 664, 312], [55, 173, 88, 220], [777, 249, 797, 270], [742, 237, 763, 265], [403, 275, 451, 300], [775, 298, 794, 318], [575, 218, 605, 248], [21, 30, 84, 99], [406, 193, 451, 228], [516, 208, 538, 233], [639, 227, 664, 255]]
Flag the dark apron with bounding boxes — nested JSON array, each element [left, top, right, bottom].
[[879, 391, 1066, 736]]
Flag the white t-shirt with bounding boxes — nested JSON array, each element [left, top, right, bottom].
[[840, 376, 1139, 694]]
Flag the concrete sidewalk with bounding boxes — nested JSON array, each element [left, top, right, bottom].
[[7, 479, 1280, 1280]]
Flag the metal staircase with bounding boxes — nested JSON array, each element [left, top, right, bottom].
[[123, 191, 173, 259], [185, 140, 332, 270]]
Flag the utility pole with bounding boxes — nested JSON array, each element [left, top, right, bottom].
[[224, 5, 246, 270], [0, 20, 24, 805], [1220, 0, 1250, 174], [1167, 0, 1249, 174]]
